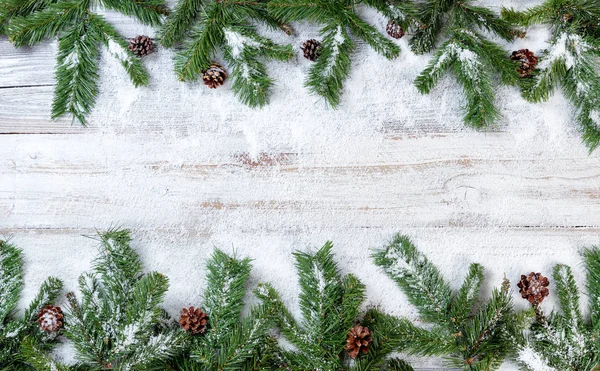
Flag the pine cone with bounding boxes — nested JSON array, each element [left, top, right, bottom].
[[301, 39, 321, 61], [510, 49, 538, 77], [386, 19, 405, 39], [179, 306, 209, 335], [279, 22, 295, 36], [517, 272, 550, 305], [345, 325, 372, 359], [202, 63, 228, 89], [37, 305, 64, 333], [128, 35, 154, 57]]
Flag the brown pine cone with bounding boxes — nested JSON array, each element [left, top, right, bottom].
[[128, 35, 154, 57], [386, 19, 406, 39], [179, 306, 209, 335], [37, 305, 64, 333], [345, 324, 372, 359], [202, 63, 228, 89], [510, 49, 539, 77], [517, 272, 550, 305], [301, 39, 321, 61]]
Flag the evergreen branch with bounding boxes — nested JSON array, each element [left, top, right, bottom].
[[101, 0, 168, 27], [451, 44, 499, 128], [204, 249, 252, 334], [267, 0, 327, 23], [500, 5, 552, 27], [463, 281, 513, 364], [373, 233, 452, 324], [455, 3, 515, 42], [222, 26, 294, 107], [51, 21, 100, 126], [158, 0, 199, 47], [450, 263, 484, 326], [173, 9, 223, 82], [306, 23, 354, 107], [94, 228, 142, 295], [414, 38, 457, 94], [344, 12, 399, 59], [7, 0, 84, 47], [361, 0, 419, 26], [255, 282, 309, 349], [88, 14, 150, 88], [583, 246, 600, 328], [23, 277, 63, 323], [21, 337, 72, 371], [341, 274, 366, 330], [0, 241, 23, 324], [0, 0, 57, 34], [553, 264, 584, 335]]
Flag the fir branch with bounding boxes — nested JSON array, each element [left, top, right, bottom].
[[6, 0, 167, 125], [583, 246, 600, 330], [0, 0, 57, 35], [164, 0, 293, 107]]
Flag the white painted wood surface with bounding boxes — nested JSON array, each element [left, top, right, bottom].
[[1, 0, 599, 368]]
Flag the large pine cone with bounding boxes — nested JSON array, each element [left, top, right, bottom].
[[517, 272, 550, 305], [37, 305, 64, 333], [128, 35, 154, 57], [345, 325, 372, 359], [510, 49, 538, 77], [301, 39, 321, 61], [202, 63, 228, 89], [386, 19, 405, 39], [179, 306, 209, 335]]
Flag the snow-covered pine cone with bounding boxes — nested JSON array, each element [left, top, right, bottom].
[[202, 63, 228, 89], [386, 19, 406, 39], [517, 272, 550, 305], [37, 305, 64, 333], [301, 39, 322, 61], [128, 35, 154, 57], [179, 306, 209, 335], [510, 49, 539, 77], [345, 324, 372, 359]]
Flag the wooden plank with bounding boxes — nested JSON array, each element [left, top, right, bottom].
[[1, 133, 598, 230]]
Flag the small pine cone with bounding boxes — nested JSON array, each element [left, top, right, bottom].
[[279, 22, 295, 36], [510, 49, 539, 77], [345, 325, 372, 359], [517, 272, 550, 305], [179, 306, 209, 335], [37, 305, 64, 333], [128, 35, 154, 57], [510, 29, 527, 39], [386, 19, 406, 39], [202, 63, 228, 89], [301, 39, 321, 61]]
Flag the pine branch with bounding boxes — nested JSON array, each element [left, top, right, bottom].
[[0, 0, 57, 35], [374, 233, 520, 370], [373, 233, 452, 324], [583, 246, 600, 329], [0, 241, 23, 324], [6, 0, 166, 125], [164, 0, 293, 107]]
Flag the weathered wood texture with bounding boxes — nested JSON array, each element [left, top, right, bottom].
[[1, 1, 600, 368]]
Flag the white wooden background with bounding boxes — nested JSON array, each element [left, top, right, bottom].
[[1, 1, 599, 369]]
